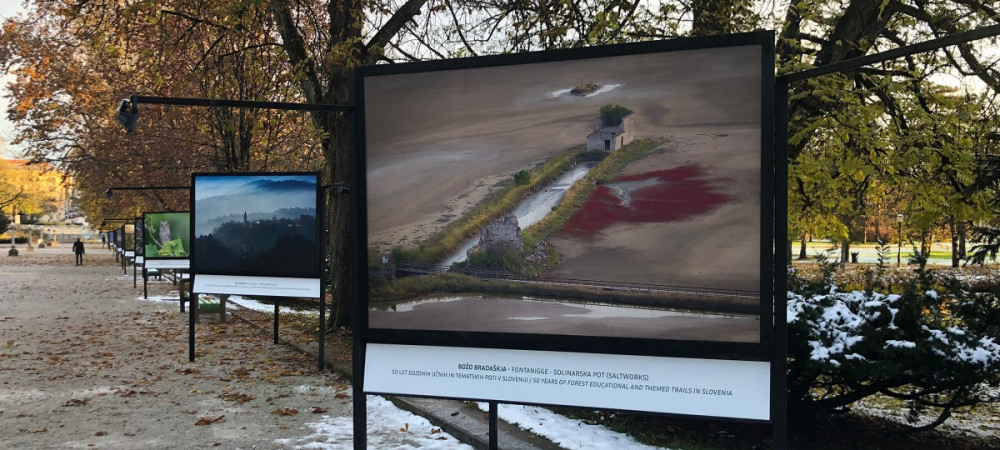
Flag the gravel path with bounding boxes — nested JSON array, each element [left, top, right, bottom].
[[0, 246, 357, 449]]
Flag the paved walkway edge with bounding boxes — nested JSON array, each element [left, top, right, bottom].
[[225, 305, 562, 449]]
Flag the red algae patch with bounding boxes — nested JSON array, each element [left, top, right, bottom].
[[561, 165, 729, 237]]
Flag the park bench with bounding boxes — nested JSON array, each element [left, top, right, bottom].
[[178, 278, 226, 323]]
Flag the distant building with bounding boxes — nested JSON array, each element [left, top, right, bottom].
[[1, 158, 75, 223], [586, 111, 635, 151]]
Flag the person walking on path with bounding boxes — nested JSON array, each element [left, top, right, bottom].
[[72, 238, 85, 265]]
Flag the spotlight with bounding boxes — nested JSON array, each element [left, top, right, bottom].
[[105, 188, 113, 199], [115, 99, 140, 133]]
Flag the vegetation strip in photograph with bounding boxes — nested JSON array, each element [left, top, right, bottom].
[[522, 138, 663, 248], [392, 148, 583, 264]]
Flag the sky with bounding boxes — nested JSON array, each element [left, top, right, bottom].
[[0, 2, 31, 159]]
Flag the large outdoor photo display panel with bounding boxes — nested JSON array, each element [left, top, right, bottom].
[[354, 31, 777, 420], [142, 211, 191, 270], [134, 217, 145, 257], [123, 224, 135, 252], [191, 173, 322, 298]]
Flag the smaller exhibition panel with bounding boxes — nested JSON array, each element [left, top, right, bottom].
[[142, 211, 191, 270], [190, 172, 322, 298]]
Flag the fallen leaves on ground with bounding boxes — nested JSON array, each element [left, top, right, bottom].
[[219, 392, 255, 403], [117, 388, 137, 397], [195, 415, 226, 425], [265, 394, 291, 403], [21, 427, 47, 433], [63, 398, 89, 407], [271, 408, 298, 416], [312, 406, 328, 414]]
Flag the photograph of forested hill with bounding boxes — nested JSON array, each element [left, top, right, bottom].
[[192, 174, 319, 277]]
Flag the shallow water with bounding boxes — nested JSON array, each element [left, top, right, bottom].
[[370, 294, 758, 342]]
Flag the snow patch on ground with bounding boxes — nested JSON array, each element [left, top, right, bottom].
[[138, 293, 181, 303], [477, 402, 671, 449], [226, 295, 319, 316], [276, 396, 474, 449], [277, 395, 672, 449]]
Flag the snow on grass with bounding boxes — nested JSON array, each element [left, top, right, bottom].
[[852, 393, 1000, 441], [137, 293, 181, 303], [276, 395, 473, 449], [477, 402, 671, 449], [226, 295, 318, 316]]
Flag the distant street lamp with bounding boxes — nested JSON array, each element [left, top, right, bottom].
[[897, 213, 904, 267]]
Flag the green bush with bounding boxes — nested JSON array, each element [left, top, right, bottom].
[[513, 170, 531, 185], [787, 255, 1000, 431], [599, 104, 632, 126], [465, 243, 526, 274]]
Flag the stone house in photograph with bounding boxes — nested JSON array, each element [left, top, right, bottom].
[[586, 110, 635, 151], [473, 214, 524, 255]]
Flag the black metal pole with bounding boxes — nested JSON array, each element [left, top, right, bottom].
[[143, 269, 148, 299], [898, 220, 903, 267], [489, 401, 499, 450], [188, 286, 196, 362], [348, 72, 367, 450], [318, 294, 326, 371], [772, 78, 790, 450], [131, 94, 351, 113], [782, 24, 1000, 83], [273, 298, 280, 345]]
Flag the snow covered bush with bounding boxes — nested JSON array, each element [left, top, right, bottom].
[[787, 259, 1000, 430]]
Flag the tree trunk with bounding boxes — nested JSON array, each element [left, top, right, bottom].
[[269, 0, 363, 329], [841, 238, 850, 267], [799, 237, 807, 260], [958, 221, 967, 260], [325, 120, 351, 328], [950, 218, 960, 268], [786, 239, 793, 267]]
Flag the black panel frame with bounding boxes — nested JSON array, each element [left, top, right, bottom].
[[352, 31, 778, 363], [190, 172, 323, 280]]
